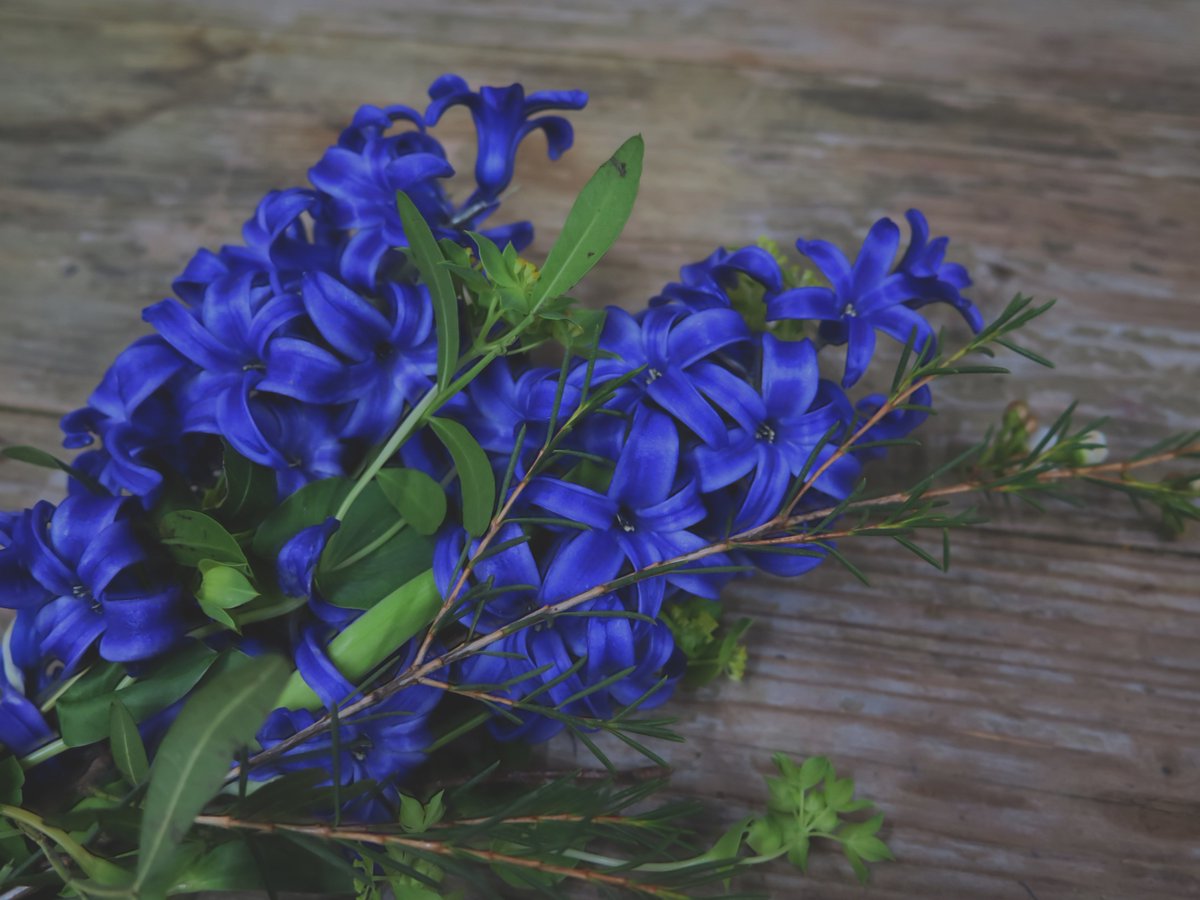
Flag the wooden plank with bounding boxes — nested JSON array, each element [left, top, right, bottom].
[[0, 2, 1197, 897]]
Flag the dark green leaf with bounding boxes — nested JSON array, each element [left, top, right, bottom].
[[109, 698, 150, 785], [532, 134, 644, 304], [376, 468, 448, 536], [159, 510, 249, 570], [252, 477, 349, 560], [171, 835, 355, 894], [218, 442, 277, 526], [318, 527, 434, 611], [428, 416, 495, 536], [59, 643, 219, 747], [1, 445, 104, 493], [0, 754, 23, 805], [137, 653, 289, 897], [397, 191, 459, 389]]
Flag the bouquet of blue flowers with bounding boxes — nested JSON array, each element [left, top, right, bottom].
[[1, 74, 1195, 898]]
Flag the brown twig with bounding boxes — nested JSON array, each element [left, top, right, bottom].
[[192, 814, 684, 897]]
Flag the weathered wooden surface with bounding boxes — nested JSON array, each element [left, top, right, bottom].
[[1, 1, 1198, 896]]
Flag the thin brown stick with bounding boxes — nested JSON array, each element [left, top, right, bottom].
[[192, 814, 683, 897], [230, 427, 1194, 781]]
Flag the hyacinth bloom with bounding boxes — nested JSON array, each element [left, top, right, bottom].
[[896, 209, 983, 331], [526, 406, 730, 606], [692, 335, 861, 531], [768, 212, 981, 388], [265, 272, 437, 443], [593, 305, 756, 448], [652, 244, 784, 313], [0, 496, 183, 677], [425, 74, 588, 205], [254, 629, 441, 820]]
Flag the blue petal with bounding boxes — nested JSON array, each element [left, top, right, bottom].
[[795, 238, 852, 295], [647, 369, 726, 448], [851, 217, 900, 297], [278, 518, 340, 598], [841, 319, 877, 388], [541, 530, 623, 604], [666, 308, 750, 368], [761, 334, 819, 417], [99, 586, 185, 662], [609, 407, 678, 506], [766, 286, 841, 322], [526, 478, 615, 530], [302, 271, 390, 360]]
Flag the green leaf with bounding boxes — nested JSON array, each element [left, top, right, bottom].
[[0, 445, 103, 493], [318, 527, 434, 611], [531, 134, 644, 305], [170, 835, 355, 894], [396, 190, 459, 389], [109, 698, 150, 785], [197, 562, 259, 609], [0, 754, 23, 805], [197, 561, 260, 631], [252, 477, 349, 560], [58, 643, 218, 747], [218, 441, 277, 526], [376, 468, 447, 536], [428, 416, 495, 536], [277, 569, 440, 710], [137, 653, 289, 897], [159, 510, 249, 571]]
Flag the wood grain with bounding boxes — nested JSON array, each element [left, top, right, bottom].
[[1, 1, 1197, 896]]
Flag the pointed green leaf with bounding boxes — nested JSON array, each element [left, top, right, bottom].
[[197, 561, 259, 610], [218, 441, 277, 526], [532, 134, 644, 305], [376, 468, 447, 536], [427, 416, 495, 536], [159, 510, 249, 571], [1, 445, 103, 493], [58, 643, 219, 747], [109, 698, 150, 786], [396, 190, 459, 388], [137, 653, 288, 897]]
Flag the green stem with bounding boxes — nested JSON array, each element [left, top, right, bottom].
[[19, 738, 67, 770], [0, 805, 130, 885]]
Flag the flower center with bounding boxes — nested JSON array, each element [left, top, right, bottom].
[[844, 302, 858, 318], [615, 512, 636, 533], [755, 423, 777, 444], [645, 368, 663, 384]]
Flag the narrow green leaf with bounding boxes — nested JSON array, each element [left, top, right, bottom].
[[159, 510, 249, 571], [396, 191, 459, 388], [1, 445, 103, 493], [532, 134, 644, 305], [109, 698, 150, 786], [58, 643, 219, 747], [137, 653, 289, 897], [219, 442, 277, 526], [0, 754, 23, 805], [428, 416, 495, 536], [376, 468, 448, 536]]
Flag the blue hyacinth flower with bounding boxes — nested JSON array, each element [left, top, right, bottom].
[[262, 272, 437, 443], [2, 496, 184, 673], [425, 74, 588, 206], [592, 305, 757, 448], [691, 334, 861, 531]]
